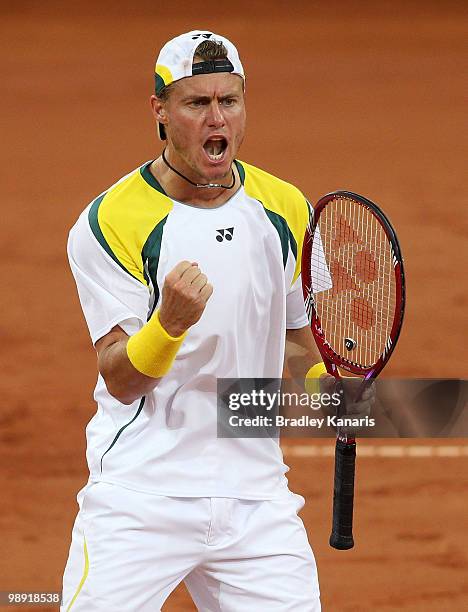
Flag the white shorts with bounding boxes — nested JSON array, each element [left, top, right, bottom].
[[61, 482, 320, 611]]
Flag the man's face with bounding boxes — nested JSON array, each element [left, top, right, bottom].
[[158, 72, 246, 182]]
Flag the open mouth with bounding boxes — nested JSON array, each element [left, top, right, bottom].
[[203, 137, 228, 162]]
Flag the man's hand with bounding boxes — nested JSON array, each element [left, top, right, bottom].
[[320, 375, 376, 436], [158, 261, 213, 337]]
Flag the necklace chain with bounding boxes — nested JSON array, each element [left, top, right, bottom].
[[161, 148, 236, 190]]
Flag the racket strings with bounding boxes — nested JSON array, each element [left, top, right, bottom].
[[311, 197, 396, 368]]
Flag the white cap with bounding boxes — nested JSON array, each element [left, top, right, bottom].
[[155, 30, 245, 95], [154, 30, 244, 139]]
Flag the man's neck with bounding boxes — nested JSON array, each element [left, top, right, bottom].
[[150, 156, 240, 208]]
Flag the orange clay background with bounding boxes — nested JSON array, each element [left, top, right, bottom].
[[1, 1, 467, 610]]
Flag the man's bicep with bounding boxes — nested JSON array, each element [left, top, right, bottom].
[[95, 325, 129, 355]]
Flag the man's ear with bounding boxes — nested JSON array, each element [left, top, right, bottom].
[[150, 95, 167, 124], [150, 95, 168, 141]]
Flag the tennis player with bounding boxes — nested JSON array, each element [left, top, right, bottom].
[[61, 30, 372, 611]]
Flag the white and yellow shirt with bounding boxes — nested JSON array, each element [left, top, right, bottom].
[[68, 160, 311, 499]]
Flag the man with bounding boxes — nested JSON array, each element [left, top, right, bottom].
[[61, 30, 353, 611]]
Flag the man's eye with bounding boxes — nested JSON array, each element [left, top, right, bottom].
[[222, 98, 235, 106]]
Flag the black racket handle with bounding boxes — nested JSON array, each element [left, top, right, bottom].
[[329, 438, 356, 550]]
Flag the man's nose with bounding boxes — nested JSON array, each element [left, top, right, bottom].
[[206, 101, 225, 128]]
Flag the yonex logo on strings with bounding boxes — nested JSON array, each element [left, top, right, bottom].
[[216, 227, 234, 242]]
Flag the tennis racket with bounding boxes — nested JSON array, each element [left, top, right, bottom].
[[301, 191, 405, 550]]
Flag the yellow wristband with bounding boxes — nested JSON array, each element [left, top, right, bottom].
[[305, 362, 328, 395], [126, 310, 187, 378]]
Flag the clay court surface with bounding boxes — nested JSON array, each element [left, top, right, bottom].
[[1, 1, 467, 610]]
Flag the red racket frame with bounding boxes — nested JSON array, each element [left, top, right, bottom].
[[302, 190, 405, 381]]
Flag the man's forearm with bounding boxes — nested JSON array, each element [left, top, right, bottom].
[[284, 326, 323, 379], [98, 336, 161, 405]]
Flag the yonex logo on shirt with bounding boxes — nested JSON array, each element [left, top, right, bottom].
[[216, 227, 234, 242]]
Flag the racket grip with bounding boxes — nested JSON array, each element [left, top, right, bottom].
[[329, 438, 356, 550]]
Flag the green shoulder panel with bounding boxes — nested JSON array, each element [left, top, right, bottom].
[[237, 160, 310, 283]]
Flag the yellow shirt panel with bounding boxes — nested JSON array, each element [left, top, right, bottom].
[[240, 161, 309, 283]]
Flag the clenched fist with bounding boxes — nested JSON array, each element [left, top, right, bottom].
[[158, 261, 213, 337]]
